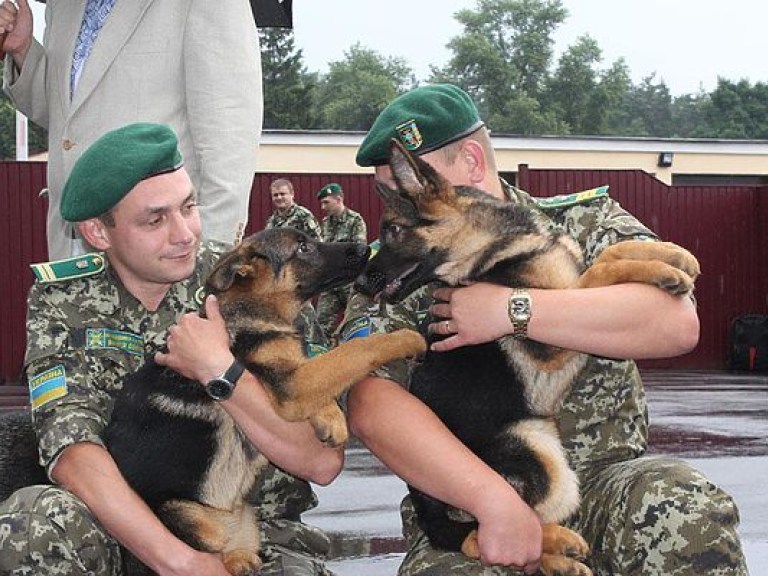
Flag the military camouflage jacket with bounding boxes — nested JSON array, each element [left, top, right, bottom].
[[340, 183, 658, 479], [25, 241, 318, 518], [321, 207, 367, 244], [266, 203, 322, 240]]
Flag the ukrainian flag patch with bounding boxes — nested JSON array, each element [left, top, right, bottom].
[[29, 364, 68, 410], [340, 316, 372, 342]]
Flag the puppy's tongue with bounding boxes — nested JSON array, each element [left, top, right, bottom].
[[378, 263, 419, 302]]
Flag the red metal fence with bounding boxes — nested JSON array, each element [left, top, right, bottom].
[[517, 166, 768, 369], [1, 162, 766, 382]]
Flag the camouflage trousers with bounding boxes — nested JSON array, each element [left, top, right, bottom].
[[0, 485, 336, 576], [397, 455, 748, 575], [316, 284, 353, 342]]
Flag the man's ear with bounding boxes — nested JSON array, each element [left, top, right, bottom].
[[461, 140, 487, 186], [78, 219, 111, 251]]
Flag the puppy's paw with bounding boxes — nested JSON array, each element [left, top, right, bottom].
[[460, 529, 480, 559], [653, 265, 695, 295], [540, 552, 593, 576], [542, 523, 590, 562], [655, 241, 700, 280], [310, 412, 349, 447], [223, 549, 262, 576], [389, 328, 428, 357]]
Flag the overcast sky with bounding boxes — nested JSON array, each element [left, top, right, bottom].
[[293, 0, 766, 96], [29, 0, 766, 96]]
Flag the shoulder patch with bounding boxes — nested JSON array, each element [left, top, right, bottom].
[[30, 253, 106, 283], [340, 316, 372, 343], [29, 364, 68, 411], [369, 239, 381, 259], [536, 185, 609, 210]]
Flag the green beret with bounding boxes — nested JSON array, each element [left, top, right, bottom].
[[60, 123, 184, 222], [317, 183, 343, 200], [356, 84, 484, 167]]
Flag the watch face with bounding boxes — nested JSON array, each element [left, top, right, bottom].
[[206, 378, 234, 401], [510, 297, 530, 318]]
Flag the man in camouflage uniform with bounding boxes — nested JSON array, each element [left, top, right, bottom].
[[315, 183, 368, 341], [265, 179, 327, 349], [0, 124, 340, 576], [340, 85, 748, 575], [266, 178, 323, 240]]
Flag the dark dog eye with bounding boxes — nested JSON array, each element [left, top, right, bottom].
[[297, 241, 311, 253]]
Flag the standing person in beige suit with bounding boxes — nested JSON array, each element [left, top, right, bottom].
[[0, 0, 262, 260]]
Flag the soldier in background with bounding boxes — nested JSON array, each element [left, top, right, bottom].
[[266, 178, 322, 240], [265, 178, 327, 350], [316, 183, 367, 341], [0, 124, 340, 576]]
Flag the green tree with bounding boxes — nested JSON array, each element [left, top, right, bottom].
[[544, 35, 602, 134], [586, 58, 633, 135], [670, 91, 710, 138], [700, 78, 768, 138], [606, 74, 673, 137], [259, 28, 319, 129], [0, 60, 47, 159], [431, 0, 569, 134], [314, 43, 415, 130]]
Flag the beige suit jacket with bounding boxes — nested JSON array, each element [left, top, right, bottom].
[[3, 0, 262, 260]]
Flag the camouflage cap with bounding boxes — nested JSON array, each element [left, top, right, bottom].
[[317, 182, 343, 199], [60, 123, 184, 222], [356, 84, 485, 167]]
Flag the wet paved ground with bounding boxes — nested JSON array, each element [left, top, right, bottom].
[[304, 370, 768, 575]]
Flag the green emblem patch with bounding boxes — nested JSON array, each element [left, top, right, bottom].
[[86, 329, 144, 355], [396, 119, 424, 151]]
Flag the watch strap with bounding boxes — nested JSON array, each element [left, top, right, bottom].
[[221, 358, 245, 384]]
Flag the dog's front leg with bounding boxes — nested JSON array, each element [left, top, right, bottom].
[[274, 329, 426, 443], [576, 259, 695, 295], [593, 240, 700, 279], [308, 402, 348, 446], [577, 240, 700, 295]]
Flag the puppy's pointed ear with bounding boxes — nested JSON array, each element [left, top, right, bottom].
[[206, 240, 279, 293], [206, 251, 253, 292], [376, 180, 420, 222], [388, 139, 446, 205]]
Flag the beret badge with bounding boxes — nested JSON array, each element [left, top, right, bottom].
[[396, 119, 424, 151]]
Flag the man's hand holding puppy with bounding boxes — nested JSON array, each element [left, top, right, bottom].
[[157, 294, 344, 485]]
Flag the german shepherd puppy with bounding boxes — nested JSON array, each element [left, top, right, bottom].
[[104, 228, 426, 575], [354, 141, 700, 576]]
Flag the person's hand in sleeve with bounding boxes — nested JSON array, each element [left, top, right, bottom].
[[0, 0, 33, 65]]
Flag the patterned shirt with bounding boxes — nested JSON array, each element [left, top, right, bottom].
[[25, 240, 317, 517], [321, 207, 367, 244], [340, 183, 658, 478], [265, 203, 322, 240]]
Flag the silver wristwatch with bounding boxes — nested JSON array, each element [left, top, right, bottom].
[[507, 289, 532, 340]]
